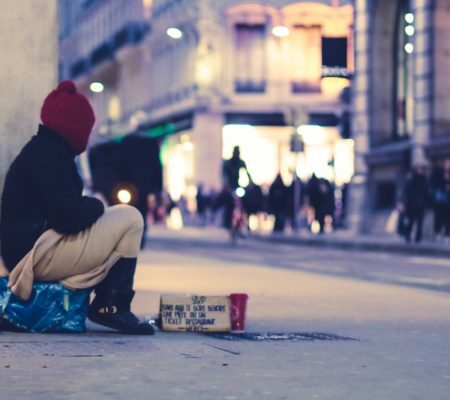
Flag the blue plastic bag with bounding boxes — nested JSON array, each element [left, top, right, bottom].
[[0, 277, 90, 333]]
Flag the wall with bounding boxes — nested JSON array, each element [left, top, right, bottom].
[[412, 0, 434, 163], [433, 0, 450, 138], [0, 0, 58, 196]]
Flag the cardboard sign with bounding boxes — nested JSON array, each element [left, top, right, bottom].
[[160, 294, 231, 332]]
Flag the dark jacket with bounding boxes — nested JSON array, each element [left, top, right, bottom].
[[402, 172, 429, 213], [0, 125, 104, 271], [268, 176, 288, 214], [242, 183, 263, 215], [222, 157, 247, 190]]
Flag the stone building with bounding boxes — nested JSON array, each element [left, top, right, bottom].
[[0, 1, 57, 196], [59, 0, 354, 203], [350, 0, 450, 233]]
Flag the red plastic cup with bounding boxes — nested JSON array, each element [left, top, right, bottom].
[[229, 293, 249, 332]]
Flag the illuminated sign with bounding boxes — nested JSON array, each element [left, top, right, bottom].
[[321, 66, 350, 78]]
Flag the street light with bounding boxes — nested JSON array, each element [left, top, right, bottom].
[[166, 27, 183, 39], [89, 81, 104, 93]]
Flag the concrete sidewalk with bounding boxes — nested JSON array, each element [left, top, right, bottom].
[[2, 240, 450, 400], [149, 225, 450, 257]]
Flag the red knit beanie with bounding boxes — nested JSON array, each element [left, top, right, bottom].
[[40, 80, 95, 154]]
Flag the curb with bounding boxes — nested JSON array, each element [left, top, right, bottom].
[[251, 234, 450, 258], [147, 229, 450, 258]]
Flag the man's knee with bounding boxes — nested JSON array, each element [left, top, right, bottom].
[[109, 204, 144, 231]]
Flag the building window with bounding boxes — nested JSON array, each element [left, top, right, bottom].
[[322, 37, 349, 77], [290, 25, 322, 93], [394, 0, 414, 138], [234, 23, 266, 93]]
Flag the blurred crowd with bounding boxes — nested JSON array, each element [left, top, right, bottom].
[[145, 176, 347, 236], [145, 146, 348, 237], [144, 152, 450, 245], [396, 159, 450, 244]]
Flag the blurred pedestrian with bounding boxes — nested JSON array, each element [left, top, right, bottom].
[[269, 174, 288, 233], [286, 175, 304, 230], [443, 159, 450, 238], [306, 173, 321, 230], [316, 178, 335, 234], [430, 163, 449, 239], [305, 174, 336, 234], [196, 183, 207, 226], [242, 179, 264, 221], [222, 146, 249, 190], [208, 188, 221, 225], [400, 163, 430, 243], [217, 185, 235, 230]]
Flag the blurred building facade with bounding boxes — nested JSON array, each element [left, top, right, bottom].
[[59, 0, 354, 202], [351, 0, 450, 232]]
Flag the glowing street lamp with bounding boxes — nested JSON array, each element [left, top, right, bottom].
[[166, 27, 183, 39], [89, 81, 104, 93]]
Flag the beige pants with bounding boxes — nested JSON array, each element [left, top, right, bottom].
[[7, 204, 144, 300]]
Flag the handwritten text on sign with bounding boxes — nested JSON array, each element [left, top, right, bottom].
[[160, 295, 231, 332]]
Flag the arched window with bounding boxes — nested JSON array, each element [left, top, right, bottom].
[[394, 0, 414, 138]]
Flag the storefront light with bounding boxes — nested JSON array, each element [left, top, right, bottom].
[[238, 167, 250, 188], [196, 61, 214, 86], [405, 25, 414, 36], [166, 27, 183, 39], [180, 134, 193, 151], [180, 134, 190, 143], [223, 124, 252, 131], [405, 13, 414, 24], [272, 26, 290, 38], [297, 125, 328, 146], [89, 82, 104, 93], [108, 96, 121, 121], [248, 215, 258, 232], [167, 207, 183, 230], [182, 141, 194, 152]]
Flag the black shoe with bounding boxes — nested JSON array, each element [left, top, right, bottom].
[[0, 317, 26, 332], [88, 306, 155, 335]]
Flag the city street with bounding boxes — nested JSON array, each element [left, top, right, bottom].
[[1, 230, 450, 400], [2, 1, 450, 400]]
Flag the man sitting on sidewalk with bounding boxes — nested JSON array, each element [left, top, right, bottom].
[[0, 81, 153, 335]]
